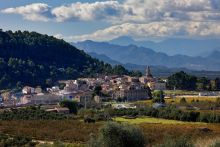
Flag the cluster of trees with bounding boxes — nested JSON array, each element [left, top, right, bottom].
[[89, 122, 194, 147], [0, 134, 36, 146], [107, 106, 220, 123], [0, 30, 140, 89], [152, 90, 165, 103], [88, 122, 146, 147], [167, 71, 220, 91], [78, 109, 112, 123], [0, 106, 67, 120], [59, 100, 78, 114]]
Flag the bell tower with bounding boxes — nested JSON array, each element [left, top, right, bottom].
[[146, 66, 153, 78]]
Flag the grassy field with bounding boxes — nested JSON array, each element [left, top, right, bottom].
[[166, 96, 218, 103], [114, 116, 206, 125], [140, 123, 220, 146], [164, 90, 199, 95], [0, 119, 219, 146], [0, 120, 101, 144], [114, 116, 220, 145], [135, 96, 219, 106]]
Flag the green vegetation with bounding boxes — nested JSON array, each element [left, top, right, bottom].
[[0, 120, 101, 144], [114, 117, 205, 125], [0, 119, 219, 146], [155, 136, 194, 147], [0, 106, 67, 120], [164, 90, 199, 95], [0, 30, 140, 89], [152, 90, 165, 103], [93, 85, 102, 97], [167, 71, 197, 90], [60, 100, 78, 114], [167, 71, 220, 91], [109, 106, 220, 123], [0, 133, 36, 146], [212, 141, 220, 147], [88, 122, 146, 147]]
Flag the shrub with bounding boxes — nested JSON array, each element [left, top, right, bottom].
[[155, 135, 194, 147], [88, 122, 146, 147], [180, 97, 187, 104], [84, 116, 96, 123], [0, 134, 36, 146], [0, 107, 67, 120], [212, 140, 220, 147], [94, 112, 112, 121], [60, 100, 78, 114]]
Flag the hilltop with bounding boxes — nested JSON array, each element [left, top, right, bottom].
[[0, 30, 131, 89]]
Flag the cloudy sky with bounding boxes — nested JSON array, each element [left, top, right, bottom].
[[1, 0, 220, 42]]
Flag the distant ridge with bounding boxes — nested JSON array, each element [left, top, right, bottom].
[[109, 36, 220, 56], [73, 40, 220, 71]]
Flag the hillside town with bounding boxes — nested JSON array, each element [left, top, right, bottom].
[[0, 67, 166, 108]]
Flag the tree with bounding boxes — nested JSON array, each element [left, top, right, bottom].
[[93, 85, 102, 96], [167, 71, 197, 90], [0, 30, 133, 90], [113, 65, 128, 76], [88, 122, 146, 147], [180, 97, 187, 104], [59, 100, 78, 114], [145, 86, 152, 99], [196, 77, 209, 91], [152, 90, 165, 103]]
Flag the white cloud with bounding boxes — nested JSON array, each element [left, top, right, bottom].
[[122, 0, 220, 23], [53, 34, 64, 39], [2, 1, 220, 40], [51, 1, 128, 22], [70, 21, 220, 41], [2, 0, 220, 23], [1, 3, 50, 22]]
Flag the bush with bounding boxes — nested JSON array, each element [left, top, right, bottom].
[[94, 112, 112, 121], [0, 107, 67, 120], [212, 140, 220, 147], [84, 116, 96, 123], [0, 134, 36, 146], [180, 97, 187, 104], [156, 135, 194, 147], [88, 122, 146, 147], [60, 100, 78, 114]]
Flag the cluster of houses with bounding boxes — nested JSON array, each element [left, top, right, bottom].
[[0, 67, 167, 108]]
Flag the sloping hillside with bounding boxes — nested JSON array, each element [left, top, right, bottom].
[[0, 30, 129, 89]]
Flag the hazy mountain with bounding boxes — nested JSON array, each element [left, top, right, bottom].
[[109, 36, 220, 56], [73, 40, 220, 71], [79, 51, 220, 78], [88, 52, 121, 65]]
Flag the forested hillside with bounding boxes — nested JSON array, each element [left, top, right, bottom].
[[0, 30, 133, 89]]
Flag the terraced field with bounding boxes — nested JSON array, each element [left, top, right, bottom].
[[114, 116, 206, 125]]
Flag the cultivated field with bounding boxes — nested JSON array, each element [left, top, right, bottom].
[[114, 116, 206, 125], [135, 96, 219, 106], [0, 119, 219, 146]]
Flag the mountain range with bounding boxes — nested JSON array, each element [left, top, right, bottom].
[[73, 40, 220, 71], [109, 36, 220, 56]]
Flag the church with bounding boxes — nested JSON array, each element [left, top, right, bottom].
[[139, 66, 166, 90]]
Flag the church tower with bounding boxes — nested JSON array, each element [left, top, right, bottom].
[[146, 66, 153, 78]]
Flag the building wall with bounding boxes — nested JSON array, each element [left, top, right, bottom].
[[115, 89, 149, 101], [20, 94, 62, 105]]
